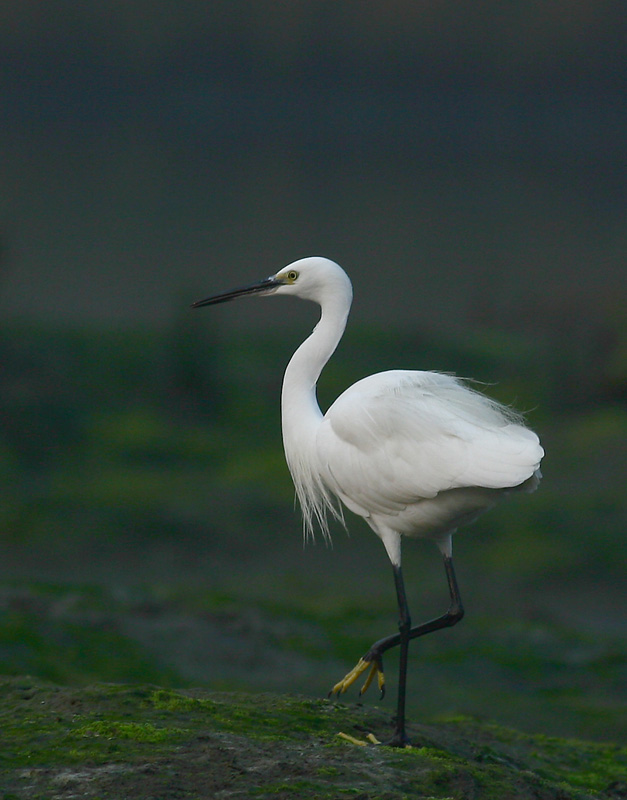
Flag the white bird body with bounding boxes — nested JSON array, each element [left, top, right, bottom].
[[194, 255, 544, 746], [318, 371, 541, 553], [277, 259, 543, 566]]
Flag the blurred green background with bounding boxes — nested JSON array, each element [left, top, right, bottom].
[[0, 3, 625, 744]]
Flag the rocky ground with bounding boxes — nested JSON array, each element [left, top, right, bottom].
[[1, 677, 626, 799]]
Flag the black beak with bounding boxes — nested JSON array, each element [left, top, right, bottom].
[[191, 276, 282, 308]]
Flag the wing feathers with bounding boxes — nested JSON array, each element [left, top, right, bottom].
[[317, 370, 543, 517]]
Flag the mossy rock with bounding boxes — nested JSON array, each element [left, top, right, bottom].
[[0, 677, 624, 799]]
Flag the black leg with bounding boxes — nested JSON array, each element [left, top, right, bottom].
[[386, 564, 412, 747], [364, 554, 464, 663], [407, 554, 464, 642], [362, 554, 464, 747], [330, 553, 465, 746]]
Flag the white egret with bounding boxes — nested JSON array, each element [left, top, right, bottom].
[[192, 256, 544, 747]]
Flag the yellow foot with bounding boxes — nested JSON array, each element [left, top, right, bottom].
[[330, 657, 385, 698], [337, 732, 382, 746]]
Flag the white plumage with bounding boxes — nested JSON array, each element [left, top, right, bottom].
[[193, 255, 544, 746], [275, 259, 543, 566], [316, 370, 541, 554]]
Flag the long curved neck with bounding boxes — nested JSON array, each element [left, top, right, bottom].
[[280, 271, 353, 540], [281, 293, 350, 447]]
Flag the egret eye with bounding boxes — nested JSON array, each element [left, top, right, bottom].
[[286, 270, 298, 282]]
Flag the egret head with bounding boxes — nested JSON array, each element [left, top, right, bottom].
[[272, 257, 352, 304], [192, 256, 352, 309]]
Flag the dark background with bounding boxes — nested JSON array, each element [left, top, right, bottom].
[[0, 2, 624, 331], [0, 2, 625, 743]]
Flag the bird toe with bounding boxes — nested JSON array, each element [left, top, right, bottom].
[[330, 656, 385, 698], [330, 657, 370, 695], [358, 659, 385, 698]]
